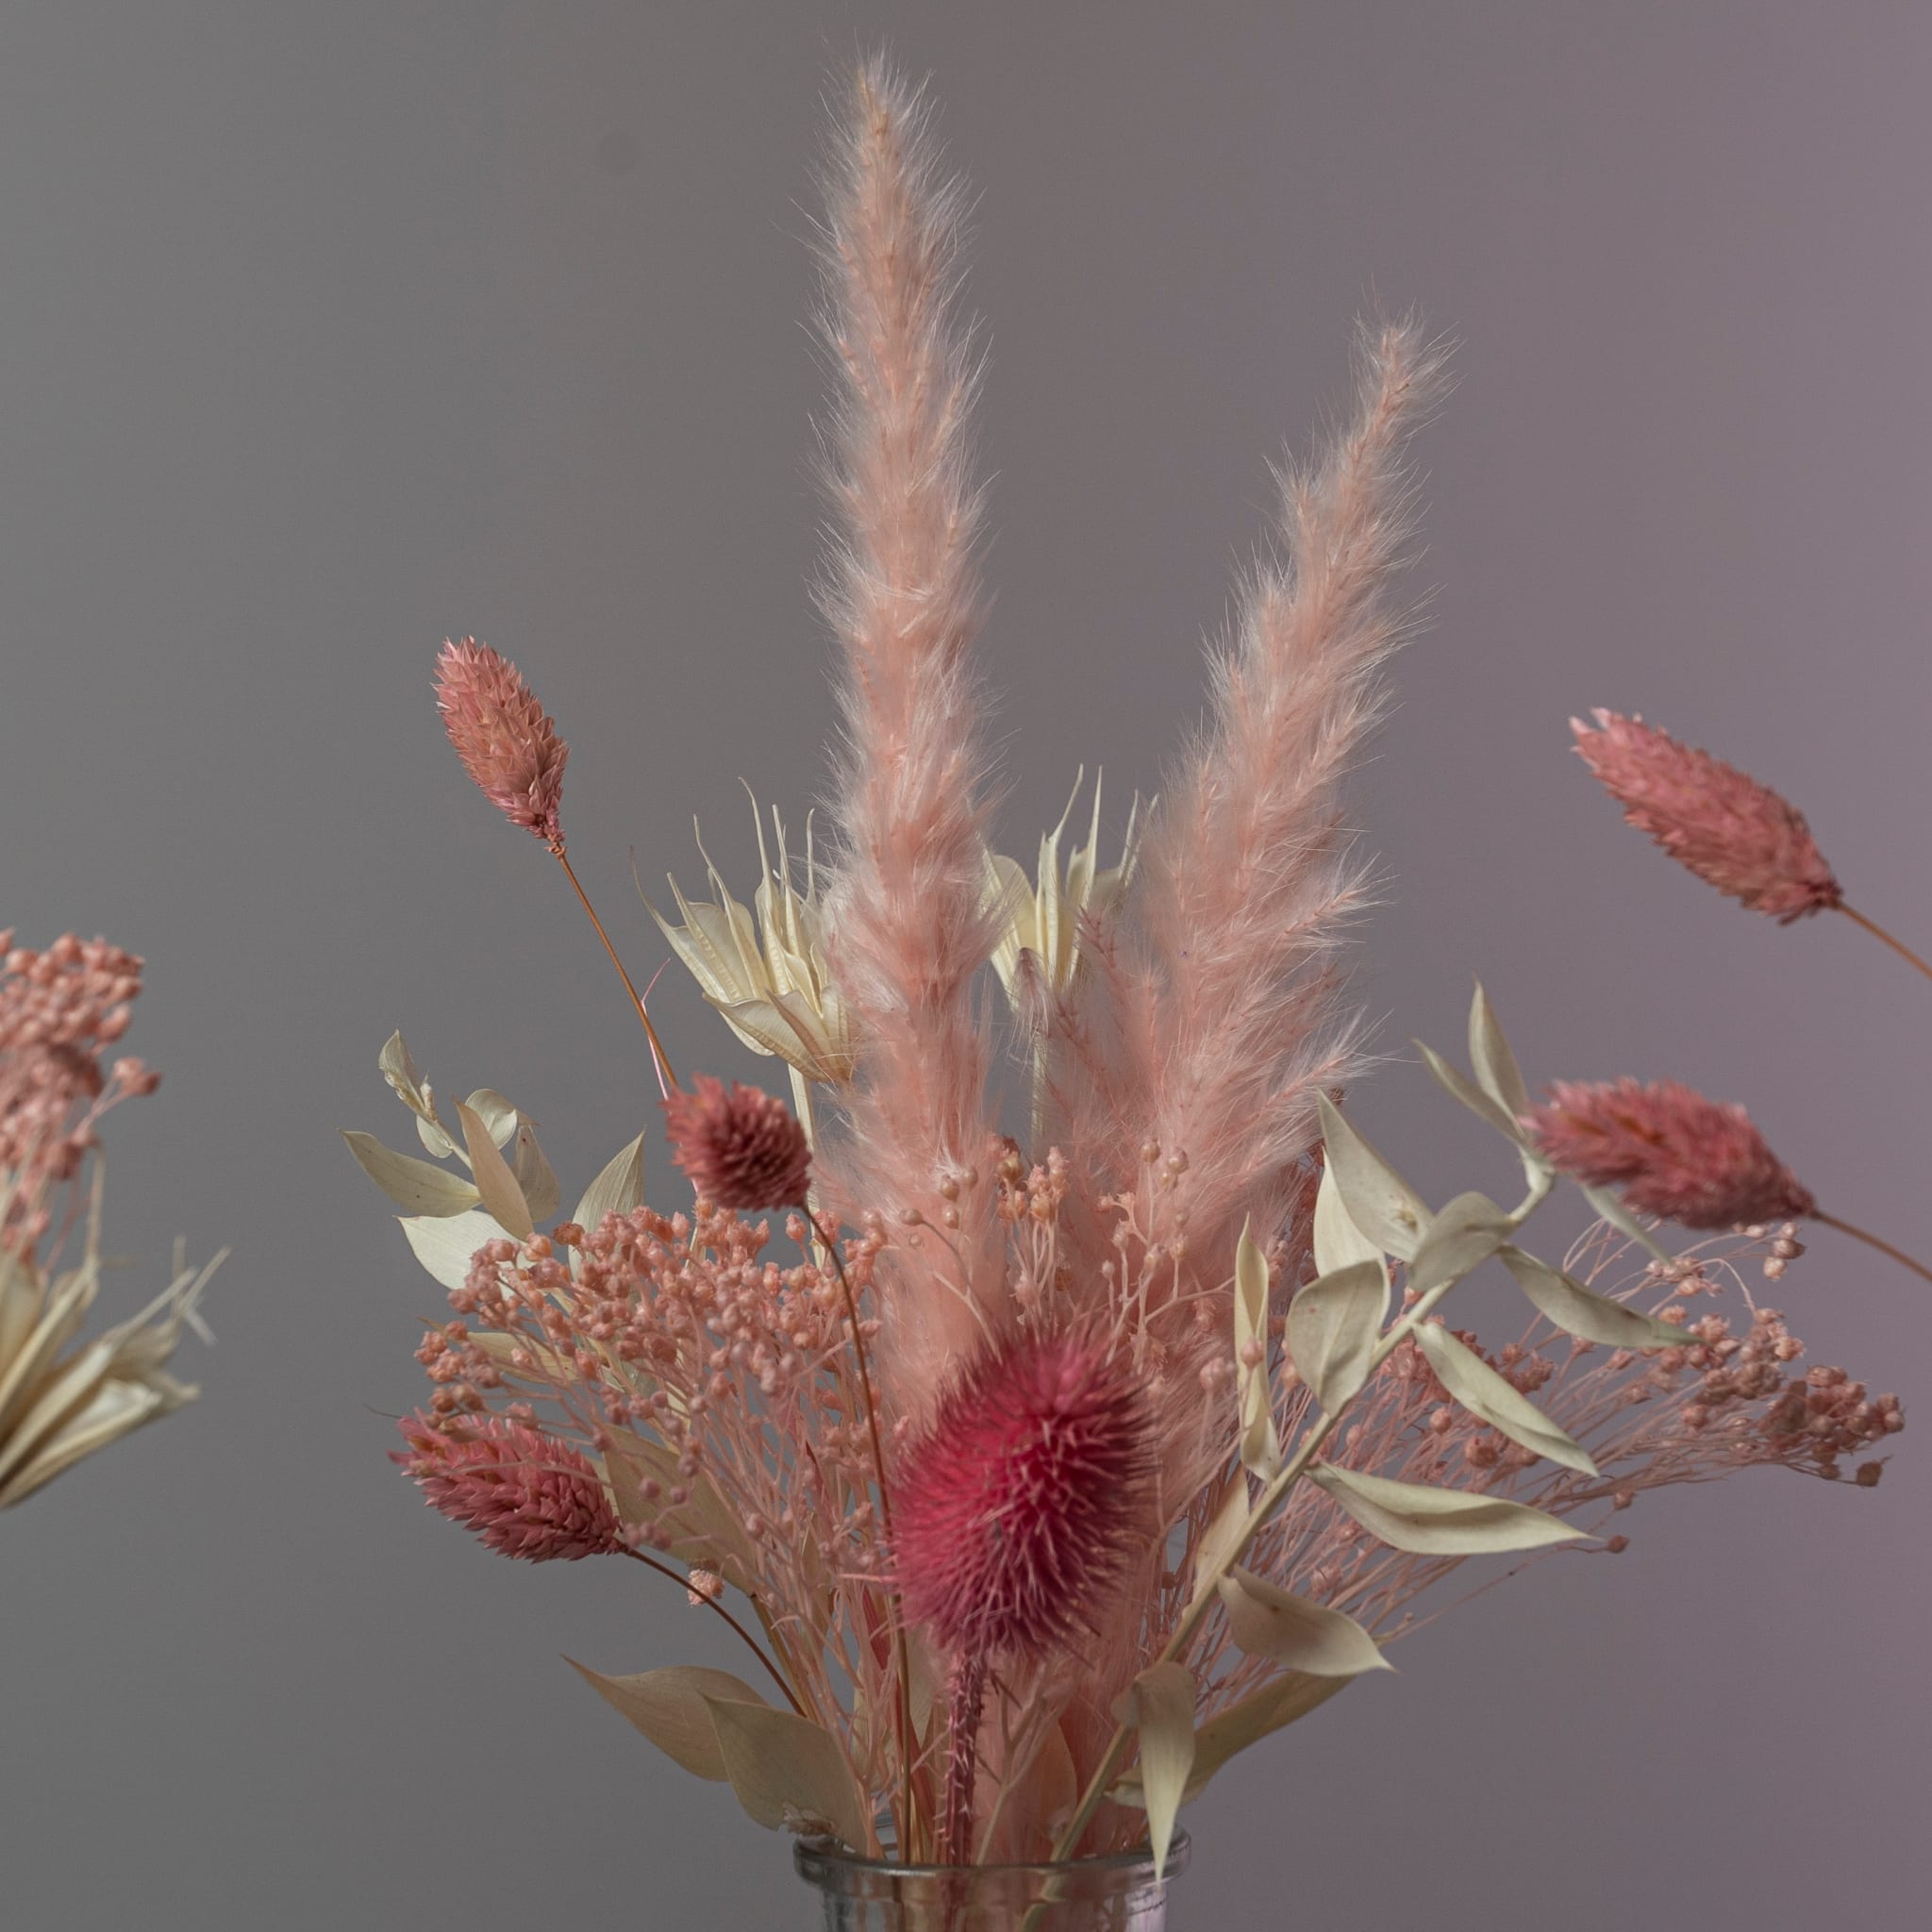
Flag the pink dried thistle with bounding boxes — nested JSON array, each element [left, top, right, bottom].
[[1572, 708, 1840, 923], [1525, 1077, 1815, 1229], [392, 1411, 621, 1562], [434, 637, 570, 854], [892, 1329, 1156, 1666], [663, 1075, 811, 1210]]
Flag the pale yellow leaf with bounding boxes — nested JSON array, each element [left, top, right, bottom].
[[1407, 1191, 1513, 1298], [1499, 1245, 1688, 1350], [1316, 1095, 1428, 1260], [1286, 1258, 1386, 1413], [1233, 1220, 1278, 1477], [1215, 1566, 1391, 1677], [455, 1100, 534, 1241], [397, 1210, 503, 1293], [565, 1659, 768, 1781], [1112, 1661, 1195, 1880], [1308, 1462, 1582, 1556], [341, 1131, 481, 1217], [704, 1697, 868, 1847], [1414, 1322, 1599, 1474]]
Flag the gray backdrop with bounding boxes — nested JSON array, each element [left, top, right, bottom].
[[4, 4, 1927, 1926]]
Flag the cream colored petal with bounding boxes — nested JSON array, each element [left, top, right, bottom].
[[0, 1263, 98, 1441], [0, 1332, 117, 1491], [0, 1375, 169, 1509]]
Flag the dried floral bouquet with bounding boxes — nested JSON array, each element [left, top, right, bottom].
[[351, 62, 1903, 1884]]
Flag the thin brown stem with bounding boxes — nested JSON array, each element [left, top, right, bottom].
[[1811, 1208, 1932, 1287], [1835, 902, 1932, 989], [815, 1216, 920, 1859], [622, 1548, 803, 1714], [555, 849, 678, 1094]]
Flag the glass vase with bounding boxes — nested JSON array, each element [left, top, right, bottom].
[[793, 1832, 1188, 1931]]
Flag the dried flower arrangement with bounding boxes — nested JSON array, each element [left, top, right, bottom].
[[348, 61, 1905, 1885], [1, 932, 215, 1512]]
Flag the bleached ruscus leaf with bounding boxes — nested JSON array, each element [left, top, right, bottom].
[[704, 1697, 869, 1848], [1316, 1094, 1428, 1261], [455, 1099, 534, 1241], [1286, 1258, 1386, 1413], [1112, 1661, 1195, 1880], [566, 1659, 769, 1781], [1307, 1462, 1582, 1555], [341, 1131, 481, 1217], [1215, 1566, 1391, 1677], [1499, 1245, 1688, 1350], [1413, 1322, 1598, 1474], [1407, 1191, 1513, 1299], [1233, 1220, 1279, 1477]]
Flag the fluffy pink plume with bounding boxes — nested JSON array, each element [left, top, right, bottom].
[[434, 637, 570, 854], [392, 1410, 620, 1562], [663, 1075, 811, 1210], [813, 63, 1004, 1391], [1572, 708, 1840, 922], [1526, 1076, 1815, 1228]]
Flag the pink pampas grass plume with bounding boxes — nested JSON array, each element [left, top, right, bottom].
[[892, 1330, 1156, 1665], [434, 637, 571, 854], [1525, 1077, 1814, 1228], [663, 1075, 811, 1210], [1571, 708, 1840, 923], [813, 61, 1005, 1393], [392, 1412, 621, 1562]]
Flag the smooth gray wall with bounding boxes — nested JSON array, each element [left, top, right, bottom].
[[5, 5, 1927, 1926]]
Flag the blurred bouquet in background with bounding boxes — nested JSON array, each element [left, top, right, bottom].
[[1, 932, 215, 1513], [349, 59, 1907, 1884]]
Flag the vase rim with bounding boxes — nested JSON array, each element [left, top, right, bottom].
[[794, 1828, 1191, 1886]]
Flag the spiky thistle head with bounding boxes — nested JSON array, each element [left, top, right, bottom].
[[392, 1412, 621, 1562], [1572, 708, 1840, 923], [663, 1075, 811, 1210], [434, 638, 570, 853], [891, 1329, 1157, 1665], [1525, 1076, 1815, 1229]]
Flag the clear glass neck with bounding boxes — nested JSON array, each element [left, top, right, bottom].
[[793, 1832, 1187, 1931]]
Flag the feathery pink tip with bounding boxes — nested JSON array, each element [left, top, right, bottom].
[[434, 637, 570, 853], [1572, 708, 1840, 923], [391, 1412, 620, 1562], [1525, 1077, 1815, 1229], [892, 1330, 1156, 1665], [663, 1075, 811, 1210]]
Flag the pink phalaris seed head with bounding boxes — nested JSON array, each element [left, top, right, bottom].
[[663, 1075, 811, 1210], [891, 1329, 1157, 1665], [1525, 1077, 1815, 1230], [391, 1412, 621, 1561], [434, 637, 570, 853], [1572, 709, 1840, 923]]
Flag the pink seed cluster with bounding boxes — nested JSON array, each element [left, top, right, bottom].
[[1572, 708, 1840, 923], [664, 1076, 812, 1211], [1525, 1077, 1814, 1229], [0, 932, 160, 1254], [892, 1330, 1156, 1664], [434, 637, 571, 853], [392, 1410, 621, 1562]]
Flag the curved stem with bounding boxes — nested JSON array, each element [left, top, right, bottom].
[[621, 1548, 803, 1714], [1835, 903, 1932, 989], [555, 850, 678, 1095], [814, 1218, 921, 1859], [1811, 1208, 1932, 1287]]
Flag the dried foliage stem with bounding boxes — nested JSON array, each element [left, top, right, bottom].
[[555, 851, 678, 1095], [1810, 1208, 1932, 1287], [1044, 1164, 1554, 1872], [813, 1214, 919, 1856], [622, 1547, 804, 1713], [1835, 903, 1932, 989]]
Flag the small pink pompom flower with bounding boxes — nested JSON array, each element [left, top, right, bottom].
[[434, 638, 571, 853], [892, 1330, 1156, 1665], [1525, 1077, 1815, 1229], [392, 1412, 621, 1562], [663, 1075, 811, 1210], [1572, 708, 1840, 923]]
